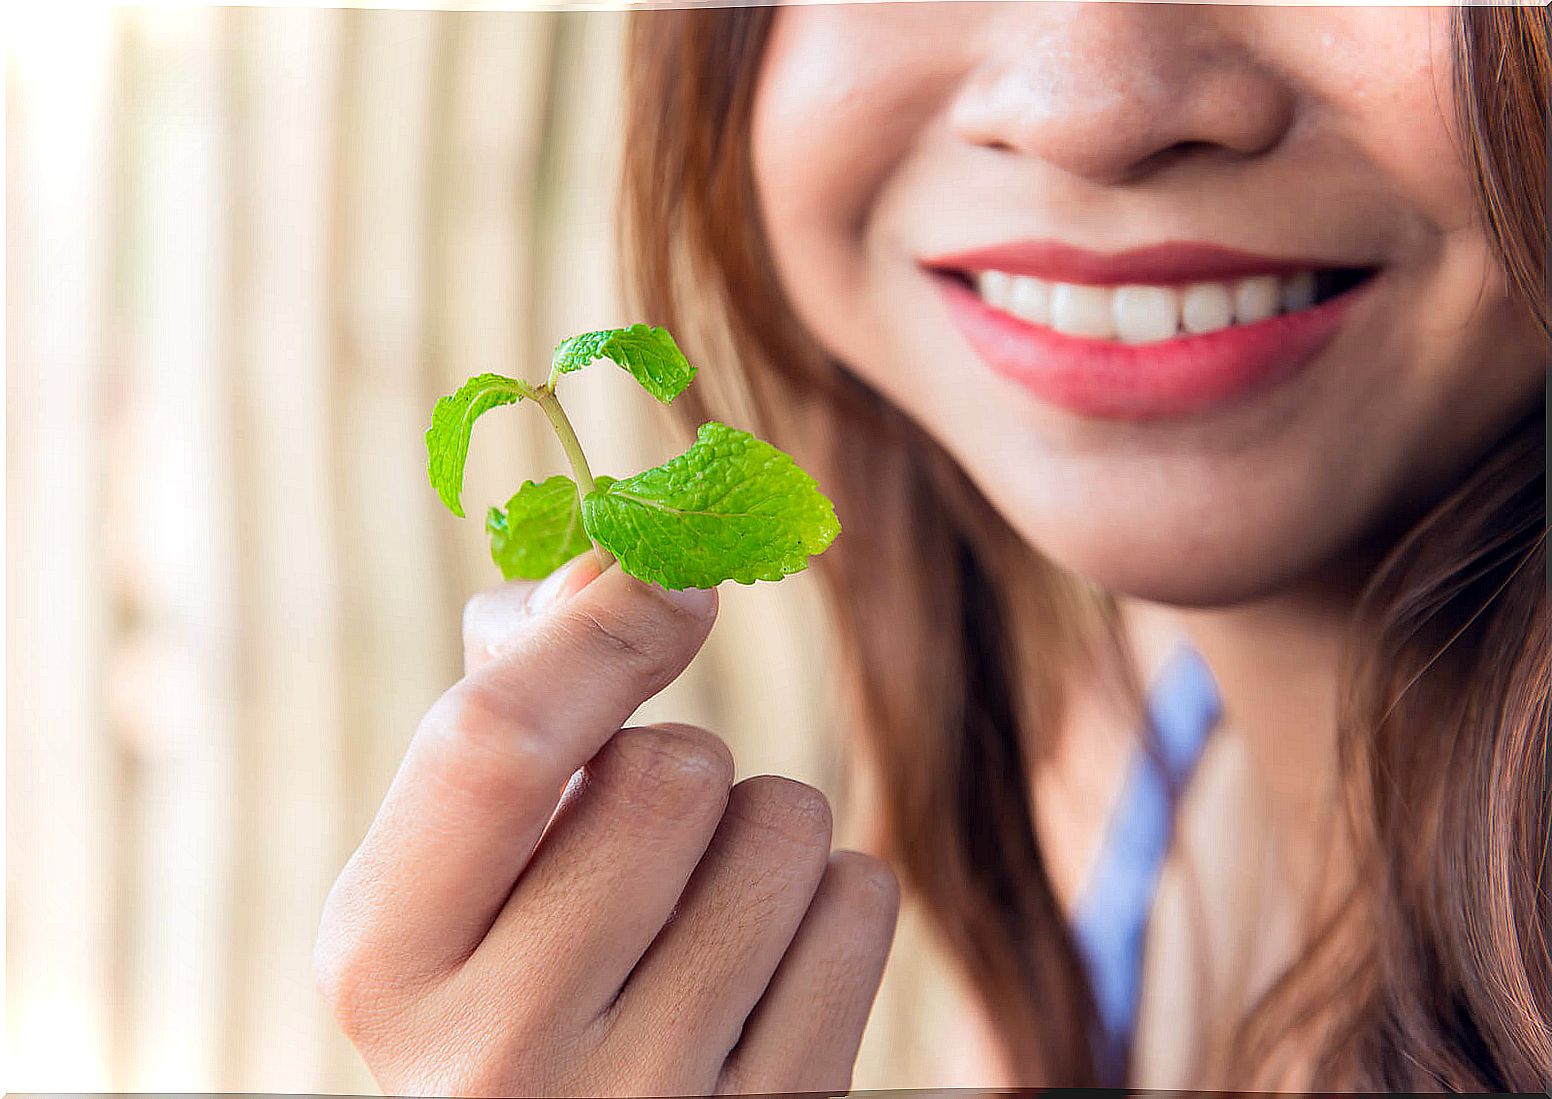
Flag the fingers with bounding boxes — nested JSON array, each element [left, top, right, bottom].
[[719, 851, 900, 1094], [461, 554, 603, 676], [602, 776, 835, 1091], [317, 560, 719, 999], [462, 723, 735, 1017]]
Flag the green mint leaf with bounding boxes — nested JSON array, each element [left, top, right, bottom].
[[550, 324, 696, 404], [486, 474, 615, 581], [426, 373, 528, 517], [581, 421, 839, 589]]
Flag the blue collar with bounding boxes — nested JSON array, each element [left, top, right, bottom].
[[1068, 642, 1222, 1085]]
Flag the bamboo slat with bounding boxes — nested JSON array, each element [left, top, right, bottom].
[[4, 8, 119, 1090], [221, 8, 350, 1090], [110, 9, 239, 1088]]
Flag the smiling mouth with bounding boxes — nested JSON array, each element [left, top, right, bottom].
[[939, 265, 1376, 346]]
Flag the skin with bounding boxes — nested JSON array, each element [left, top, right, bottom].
[[315, 556, 898, 1095], [752, 4, 1542, 609], [316, 3, 1546, 1093], [746, 0, 1545, 1079]]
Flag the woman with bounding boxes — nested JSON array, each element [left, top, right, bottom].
[[313, 4, 1549, 1092]]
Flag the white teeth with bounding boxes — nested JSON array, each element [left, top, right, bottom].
[[1050, 283, 1116, 339], [1006, 275, 1051, 325], [1281, 271, 1315, 313], [978, 270, 1013, 310], [1232, 275, 1280, 325], [1180, 281, 1233, 334], [971, 267, 1329, 343], [1112, 285, 1179, 345]]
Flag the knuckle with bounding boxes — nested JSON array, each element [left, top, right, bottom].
[[601, 724, 733, 816], [417, 682, 554, 806], [310, 927, 351, 1005], [311, 927, 395, 1041], [438, 1051, 528, 1098], [727, 776, 834, 853], [438, 1001, 589, 1096]]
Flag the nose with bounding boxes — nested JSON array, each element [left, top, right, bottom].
[[948, 4, 1296, 185]]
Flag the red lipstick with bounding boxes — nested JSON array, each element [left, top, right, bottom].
[[925, 240, 1352, 287], [926, 241, 1372, 419]]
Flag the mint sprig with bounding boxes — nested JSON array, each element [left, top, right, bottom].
[[486, 474, 616, 581], [425, 324, 839, 589], [548, 323, 697, 402], [426, 373, 527, 517]]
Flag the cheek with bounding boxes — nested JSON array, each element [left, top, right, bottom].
[[751, 11, 961, 370], [1308, 8, 1478, 229], [751, 16, 888, 248], [1325, 11, 1544, 483]]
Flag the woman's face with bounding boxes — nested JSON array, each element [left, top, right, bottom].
[[750, 3, 1545, 605]]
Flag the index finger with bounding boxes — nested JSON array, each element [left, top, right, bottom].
[[317, 560, 718, 986]]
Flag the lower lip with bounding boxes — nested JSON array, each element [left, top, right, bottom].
[[937, 275, 1363, 419]]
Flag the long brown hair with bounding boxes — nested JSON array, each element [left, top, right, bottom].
[[618, 5, 1550, 1089]]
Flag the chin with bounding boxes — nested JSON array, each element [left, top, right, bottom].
[[1064, 550, 1308, 608], [1002, 508, 1336, 609]]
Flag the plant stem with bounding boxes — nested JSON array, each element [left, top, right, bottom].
[[529, 383, 614, 570]]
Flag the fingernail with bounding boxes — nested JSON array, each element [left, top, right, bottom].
[[526, 554, 598, 615]]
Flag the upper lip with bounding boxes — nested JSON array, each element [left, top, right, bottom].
[[922, 240, 1363, 287]]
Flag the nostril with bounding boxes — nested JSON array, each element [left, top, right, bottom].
[[1129, 139, 1236, 180], [1158, 139, 1221, 163]]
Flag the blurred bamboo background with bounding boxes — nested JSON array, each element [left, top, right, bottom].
[[7, 5, 979, 1092]]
